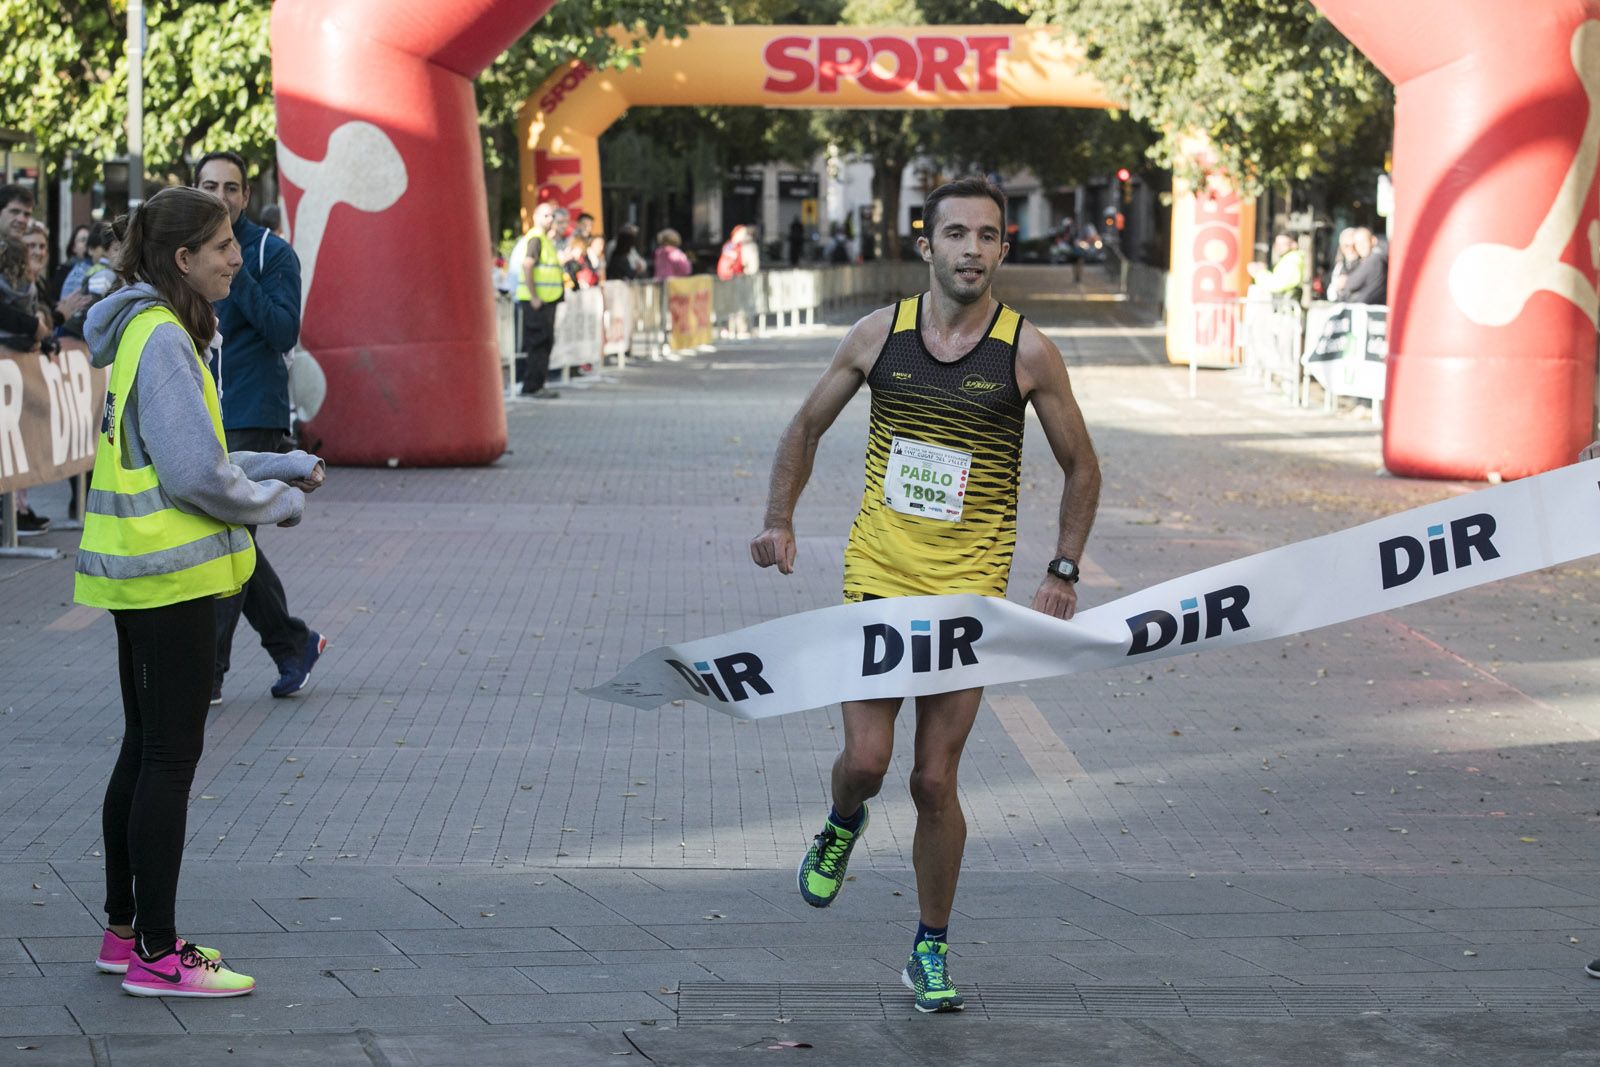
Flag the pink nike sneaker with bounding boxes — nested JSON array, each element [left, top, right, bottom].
[[121, 944, 255, 998], [95, 930, 222, 975]]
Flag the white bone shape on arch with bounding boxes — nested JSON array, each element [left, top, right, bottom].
[[1448, 20, 1600, 330], [277, 121, 409, 318]]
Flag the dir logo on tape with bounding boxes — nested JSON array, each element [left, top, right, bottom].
[[666, 654, 773, 702], [862, 616, 984, 676], [1125, 585, 1251, 656], [1378, 513, 1499, 590]]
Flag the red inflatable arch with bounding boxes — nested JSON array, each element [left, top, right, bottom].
[[275, 1, 1600, 478], [1313, 0, 1600, 479], [271, 0, 557, 467]]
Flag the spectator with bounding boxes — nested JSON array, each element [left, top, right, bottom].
[[0, 183, 32, 240], [0, 231, 53, 532], [59, 223, 119, 339], [606, 224, 646, 281], [0, 233, 48, 350], [1325, 227, 1359, 301], [717, 225, 749, 281], [49, 223, 91, 310], [22, 221, 51, 314], [568, 232, 603, 289], [653, 228, 692, 278], [194, 149, 327, 705], [826, 224, 850, 264], [788, 217, 805, 267], [259, 203, 284, 237], [512, 200, 563, 399], [739, 224, 761, 275], [1342, 227, 1388, 305], [1247, 233, 1306, 302]]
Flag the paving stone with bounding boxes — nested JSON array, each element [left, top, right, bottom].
[[165, 994, 484, 1032], [1058, 876, 1288, 915], [61, 992, 189, 1036], [419, 889, 629, 927], [99, 1033, 373, 1066], [370, 1027, 639, 1067], [331, 964, 540, 997], [382, 927, 576, 956], [1374, 876, 1600, 910], [461, 991, 673, 1025], [641, 921, 907, 950], [1224, 874, 1448, 912], [0, 901, 100, 938], [0, 1037, 94, 1065], [1153, 911, 1436, 939], [550, 926, 674, 952], [1390, 907, 1596, 933], [517, 960, 718, 994], [0, 1004, 80, 1036], [253, 894, 457, 931]]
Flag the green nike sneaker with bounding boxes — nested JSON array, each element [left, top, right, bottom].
[[902, 940, 964, 1013], [796, 806, 868, 908]]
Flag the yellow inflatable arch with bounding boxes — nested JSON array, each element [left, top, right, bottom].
[[518, 25, 1253, 364]]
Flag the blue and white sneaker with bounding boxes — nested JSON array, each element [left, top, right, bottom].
[[271, 631, 327, 698], [902, 940, 964, 1013]]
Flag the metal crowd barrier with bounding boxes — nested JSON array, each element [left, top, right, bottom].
[[498, 262, 935, 380], [1186, 295, 1389, 417]]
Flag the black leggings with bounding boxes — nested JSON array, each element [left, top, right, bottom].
[[103, 596, 215, 956]]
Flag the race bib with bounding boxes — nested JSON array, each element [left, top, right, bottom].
[[884, 436, 970, 522]]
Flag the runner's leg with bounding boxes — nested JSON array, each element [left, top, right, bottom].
[[908, 687, 983, 928], [832, 697, 901, 817]]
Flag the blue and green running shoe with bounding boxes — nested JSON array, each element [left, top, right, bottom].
[[902, 940, 964, 1013], [796, 806, 868, 908]]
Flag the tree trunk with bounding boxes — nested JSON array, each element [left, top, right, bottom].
[[878, 158, 906, 261]]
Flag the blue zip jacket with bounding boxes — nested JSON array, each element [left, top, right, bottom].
[[210, 214, 301, 431]]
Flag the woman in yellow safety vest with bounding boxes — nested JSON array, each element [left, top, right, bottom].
[[74, 187, 326, 999]]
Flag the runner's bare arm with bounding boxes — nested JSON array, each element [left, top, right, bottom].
[[751, 307, 891, 574], [1016, 322, 1101, 619]]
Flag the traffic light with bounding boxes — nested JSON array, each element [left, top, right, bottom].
[[1115, 167, 1131, 182]]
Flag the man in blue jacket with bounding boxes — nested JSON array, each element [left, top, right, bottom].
[[196, 151, 326, 703]]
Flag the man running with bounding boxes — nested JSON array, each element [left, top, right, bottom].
[[751, 177, 1101, 1013]]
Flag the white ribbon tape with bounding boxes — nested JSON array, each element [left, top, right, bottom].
[[583, 460, 1600, 720]]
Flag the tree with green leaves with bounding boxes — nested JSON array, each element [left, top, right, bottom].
[[1005, 0, 1391, 192]]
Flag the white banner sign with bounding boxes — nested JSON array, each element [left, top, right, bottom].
[[583, 460, 1600, 720], [550, 288, 605, 371]]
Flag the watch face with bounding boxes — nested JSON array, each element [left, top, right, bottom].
[[1051, 559, 1078, 580]]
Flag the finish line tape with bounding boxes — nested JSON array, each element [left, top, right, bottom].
[[583, 460, 1600, 720]]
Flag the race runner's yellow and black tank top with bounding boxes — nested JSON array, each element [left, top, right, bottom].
[[843, 294, 1026, 599]]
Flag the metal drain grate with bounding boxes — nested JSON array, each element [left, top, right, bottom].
[[677, 983, 1599, 1023]]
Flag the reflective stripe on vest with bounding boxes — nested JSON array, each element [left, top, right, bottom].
[[531, 234, 565, 303], [73, 306, 256, 610]]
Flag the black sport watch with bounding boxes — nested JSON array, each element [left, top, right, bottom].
[[1047, 557, 1080, 583]]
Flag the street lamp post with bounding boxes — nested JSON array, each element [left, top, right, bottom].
[[126, 0, 143, 209]]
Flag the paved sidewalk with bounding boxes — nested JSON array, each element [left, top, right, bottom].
[[3, 266, 1599, 1063]]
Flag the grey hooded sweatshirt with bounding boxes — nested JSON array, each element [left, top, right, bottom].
[[84, 284, 320, 528]]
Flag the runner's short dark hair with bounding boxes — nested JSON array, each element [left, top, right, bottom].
[[922, 177, 1006, 242], [194, 150, 249, 185]]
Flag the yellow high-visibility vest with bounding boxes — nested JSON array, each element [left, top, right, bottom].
[[534, 233, 565, 302], [74, 306, 256, 609]]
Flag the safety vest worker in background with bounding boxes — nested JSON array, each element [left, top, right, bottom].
[[515, 200, 565, 399], [1248, 233, 1308, 303], [73, 187, 326, 1001]]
